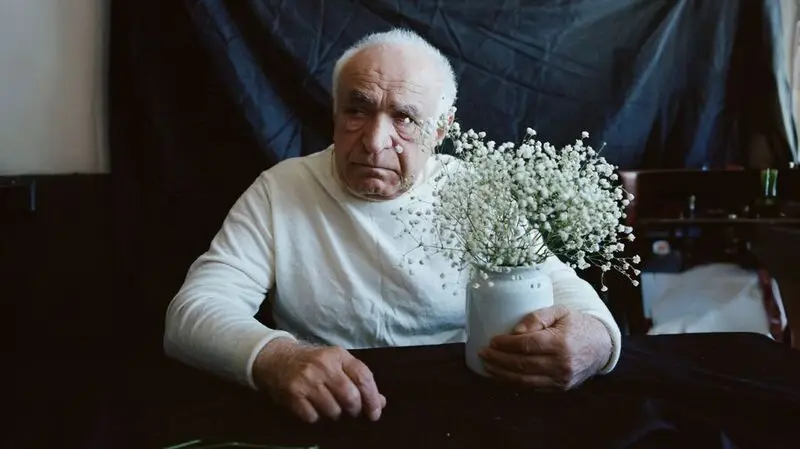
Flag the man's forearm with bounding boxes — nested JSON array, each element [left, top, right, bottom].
[[545, 257, 623, 374], [584, 314, 615, 375], [164, 288, 296, 389]]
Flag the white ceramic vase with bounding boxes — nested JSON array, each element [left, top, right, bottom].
[[464, 265, 555, 377]]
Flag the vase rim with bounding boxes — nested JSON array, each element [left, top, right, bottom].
[[480, 264, 541, 270], [471, 264, 543, 279]]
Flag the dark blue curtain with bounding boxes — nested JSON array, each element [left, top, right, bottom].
[[108, 0, 791, 361]]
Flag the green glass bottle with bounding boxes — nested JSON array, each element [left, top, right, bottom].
[[754, 168, 779, 218]]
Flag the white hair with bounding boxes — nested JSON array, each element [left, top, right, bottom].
[[331, 28, 458, 120]]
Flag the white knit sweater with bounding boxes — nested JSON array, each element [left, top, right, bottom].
[[163, 146, 622, 389]]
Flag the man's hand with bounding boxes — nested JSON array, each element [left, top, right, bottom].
[[253, 338, 387, 423], [479, 305, 612, 391]]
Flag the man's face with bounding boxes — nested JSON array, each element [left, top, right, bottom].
[[333, 44, 444, 200]]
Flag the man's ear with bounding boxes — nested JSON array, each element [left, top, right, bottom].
[[331, 107, 340, 143], [332, 107, 343, 132], [435, 111, 454, 144]]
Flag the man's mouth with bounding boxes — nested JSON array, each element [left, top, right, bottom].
[[353, 163, 392, 171]]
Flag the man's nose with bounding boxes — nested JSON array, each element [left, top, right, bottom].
[[362, 115, 393, 153]]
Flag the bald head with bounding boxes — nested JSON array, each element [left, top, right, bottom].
[[332, 28, 457, 121], [337, 43, 443, 123]]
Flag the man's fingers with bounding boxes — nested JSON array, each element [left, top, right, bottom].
[[513, 305, 571, 334], [326, 375, 363, 417], [290, 397, 319, 423], [270, 347, 385, 424], [482, 363, 563, 391], [343, 359, 384, 421], [490, 328, 560, 355], [307, 385, 342, 420], [479, 347, 552, 374]]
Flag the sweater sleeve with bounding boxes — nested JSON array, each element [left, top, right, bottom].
[[163, 173, 297, 390], [540, 255, 623, 374]]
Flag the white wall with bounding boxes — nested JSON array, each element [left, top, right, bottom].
[[0, 0, 108, 175], [783, 0, 800, 161]]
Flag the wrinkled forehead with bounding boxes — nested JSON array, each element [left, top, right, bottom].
[[338, 45, 444, 117]]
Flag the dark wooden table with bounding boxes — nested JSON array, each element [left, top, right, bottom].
[[88, 333, 800, 449]]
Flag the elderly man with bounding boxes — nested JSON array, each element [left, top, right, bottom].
[[164, 28, 621, 424]]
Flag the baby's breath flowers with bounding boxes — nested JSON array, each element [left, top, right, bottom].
[[394, 107, 641, 292]]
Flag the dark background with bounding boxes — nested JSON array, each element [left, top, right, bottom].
[[6, 1, 796, 447]]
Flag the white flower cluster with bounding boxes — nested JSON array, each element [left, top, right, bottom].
[[395, 108, 641, 291]]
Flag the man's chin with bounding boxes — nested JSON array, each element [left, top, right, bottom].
[[349, 178, 403, 200]]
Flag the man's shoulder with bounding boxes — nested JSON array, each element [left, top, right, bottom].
[[432, 153, 462, 165], [256, 145, 333, 184], [429, 153, 467, 174]]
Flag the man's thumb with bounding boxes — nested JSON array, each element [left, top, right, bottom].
[[512, 305, 569, 334]]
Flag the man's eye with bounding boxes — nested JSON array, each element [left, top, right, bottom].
[[345, 108, 367, 116], [396, 114, 415, 125]]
